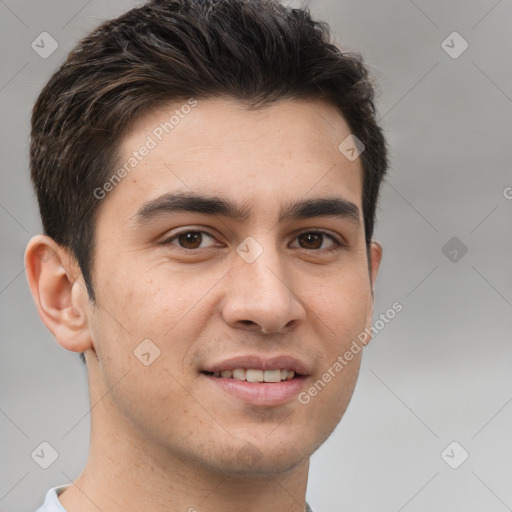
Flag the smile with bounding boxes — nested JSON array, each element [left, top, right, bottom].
[[205, 368, 296, 382], [201, 355, 310, 406]]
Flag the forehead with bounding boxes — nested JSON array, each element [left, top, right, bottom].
[[101, 97, 364, 226]]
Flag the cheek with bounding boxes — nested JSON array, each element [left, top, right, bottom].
[[94, 259, 184, 331], [307, 267, 372, 335], [299, 351, 362, 452], [91, 261, 216, 380], [88, 276, 206, 439]]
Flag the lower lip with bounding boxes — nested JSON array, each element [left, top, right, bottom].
[[203, 374, 308, 406]]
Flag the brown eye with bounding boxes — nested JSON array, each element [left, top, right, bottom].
[[177, 231, 203, 249], [161, 230, 217, 250], [292, 231, 342, 251], [298, 232, 323, 249]]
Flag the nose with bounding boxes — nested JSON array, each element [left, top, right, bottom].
[[221, 240, 307, 334]]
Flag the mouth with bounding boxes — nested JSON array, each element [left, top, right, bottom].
[[202, 368, 298, 382], [200, 355, 310, 406]]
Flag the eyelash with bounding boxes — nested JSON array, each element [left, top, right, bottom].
[[159, 229, 345, 253]]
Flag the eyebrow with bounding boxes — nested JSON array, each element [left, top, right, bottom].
[[133, 192, 361, 226]]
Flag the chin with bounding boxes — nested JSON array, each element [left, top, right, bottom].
[[216, 447, 311, 477], [184, 434, 315, 477]]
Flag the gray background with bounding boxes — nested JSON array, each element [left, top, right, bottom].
[[1, 1, 511, 511]]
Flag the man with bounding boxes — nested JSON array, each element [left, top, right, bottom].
[[25, 0, 388, 511]]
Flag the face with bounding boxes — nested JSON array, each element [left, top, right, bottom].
[[81, 97, 381, 475]]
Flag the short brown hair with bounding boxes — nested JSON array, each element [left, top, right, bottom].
[[30, 0, 388, 363]]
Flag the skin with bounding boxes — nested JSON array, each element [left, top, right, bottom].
[[25, 97, 382, 512]]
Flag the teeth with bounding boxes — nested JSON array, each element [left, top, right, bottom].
[[233, 368, 245, 380], [246, 369, 263, 382], [264, 369, 282, 383], [210, 368, 297, 382]]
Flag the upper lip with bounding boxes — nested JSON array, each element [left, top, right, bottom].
[[202, 355, 311, 376]]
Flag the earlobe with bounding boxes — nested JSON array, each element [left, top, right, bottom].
[[25, 235, 93, 353]]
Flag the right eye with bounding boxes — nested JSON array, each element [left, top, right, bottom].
[[159, 230, 220, 250]]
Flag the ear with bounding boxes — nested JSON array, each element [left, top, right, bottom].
[[362, 240, 383, 345], [24, 235, 93, 353], [369, 240, 383, 293]]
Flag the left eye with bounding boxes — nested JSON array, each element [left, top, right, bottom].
[[160, 230, 342, 251], [290, 231, 341, 251]]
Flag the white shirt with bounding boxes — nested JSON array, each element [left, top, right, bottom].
[[34, 484, 69, 512]]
